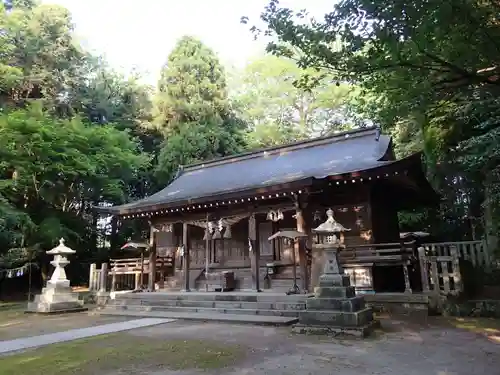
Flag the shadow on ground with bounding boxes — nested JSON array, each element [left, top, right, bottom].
[[0, 309, 499, 375]]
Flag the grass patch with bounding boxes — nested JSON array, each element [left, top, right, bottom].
[[0, 304, 24, 326], [0, 333, 246, 375], [445, 317, 500, 335]]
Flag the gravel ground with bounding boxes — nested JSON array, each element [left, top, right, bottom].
[[1, 311, 499, 375], [125, 317, 500, 375]]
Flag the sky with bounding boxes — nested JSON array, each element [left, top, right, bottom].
[[41, 0, 335, 85]]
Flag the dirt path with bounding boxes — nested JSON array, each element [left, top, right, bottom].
[[126, 316, 500, 375], [1, 310, 499, 375]]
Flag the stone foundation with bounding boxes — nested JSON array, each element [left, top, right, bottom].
[[26, 282, 86, 314], [293, 242, 377, 338], [292, 320, 380, 338]]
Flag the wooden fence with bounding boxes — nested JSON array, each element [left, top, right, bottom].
[[89, 256, 173, 292], [421, 240, 491, 267], [418, 240, 492, 296], [88, 240, 493, 297]]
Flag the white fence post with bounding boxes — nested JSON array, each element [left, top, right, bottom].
[[89, 263, 97, 291]]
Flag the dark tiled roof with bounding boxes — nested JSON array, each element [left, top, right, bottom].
[[105, 127, 394, 214]]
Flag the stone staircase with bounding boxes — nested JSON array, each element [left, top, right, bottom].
[[97, 291, 311, 326]]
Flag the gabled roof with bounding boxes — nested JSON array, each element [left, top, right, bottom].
[[101, 127, 396, 215]]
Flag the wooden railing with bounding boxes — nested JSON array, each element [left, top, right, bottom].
[[421, 240, 491, 268], [89, 256, 174, 292], [340, 241, 415, 264], [418, 247, 462, 296], [88, 240, 494, 296]]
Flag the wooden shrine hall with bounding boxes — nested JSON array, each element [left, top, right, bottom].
[[97, 127, 439, 294]]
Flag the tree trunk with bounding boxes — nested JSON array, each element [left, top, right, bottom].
[[483, 170, 499, 258]]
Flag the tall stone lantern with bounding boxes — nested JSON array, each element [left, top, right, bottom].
[[27, 238, 86, 313], [293, 208, 378, 337], [47, 238, 75, 287], [309, 208, 350, 289]]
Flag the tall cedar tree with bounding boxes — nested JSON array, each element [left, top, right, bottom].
[[154, 36, 246, 184]]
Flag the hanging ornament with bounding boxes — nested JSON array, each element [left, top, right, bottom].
[[355, 216, 365, 229], [223, 224, 232, 239], [212, 219, 223, 239], [248, 238, 253, 253], [203, 228, 211, 241]]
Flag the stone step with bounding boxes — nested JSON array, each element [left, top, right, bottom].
[[95, 308, 298, 326], [299, 307, 374, 327], [116, 292, 312, 303], [109, 298, 305, 311], [104, 304, 300, 317]]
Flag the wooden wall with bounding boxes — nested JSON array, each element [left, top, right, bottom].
[[150, 180, 404, 271]]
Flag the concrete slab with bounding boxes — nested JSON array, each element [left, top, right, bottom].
[[0, 317, 174, 355]]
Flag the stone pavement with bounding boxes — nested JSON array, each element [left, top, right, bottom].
[[0, 317, 174, 355]]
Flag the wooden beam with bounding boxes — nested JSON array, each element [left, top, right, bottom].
[[150, 201, 296, 224], [182, 222, 190, 292], [148, 225, 157, 291], [248, 213, 260, 291], [205, 214, 210, 292], [294, 193, 310, 292]]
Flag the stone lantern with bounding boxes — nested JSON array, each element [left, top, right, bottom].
[[293, 208, 378, 337], [46, 238, 75, 287], [310, 208, 350, 288], [27, 238, 86, 314]]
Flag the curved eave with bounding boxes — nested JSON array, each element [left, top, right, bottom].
[[93, 178, 314, 216], [94, 152, 429, 218]]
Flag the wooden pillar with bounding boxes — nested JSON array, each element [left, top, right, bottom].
[[294, 193, 309, 292], [100, 263, 108, 292], [249, 213, 260, 291], [135, 272, 140, 290], [148, 226, 157, 292], [110, 264, 116, 292], [450, 245, 462, 294], [417, 246, 430, 293], [205, 216, 210, 291], [183, 222, 191, 291], [402, 261, 412, 293]]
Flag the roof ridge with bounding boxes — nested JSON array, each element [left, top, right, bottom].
[[185, 126, 380, 172]]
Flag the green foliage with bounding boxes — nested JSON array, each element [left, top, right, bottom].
[[254, 0, 500, 241], [153, 36, 230, 133], [231, 55, 356, 148], [154, 36, 246, 184], [0, 105, 149, 256], [0, 1, 161, 273]]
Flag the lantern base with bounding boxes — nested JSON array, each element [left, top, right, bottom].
[[26, 282, 84, 314], [294, 244, 377, 338]]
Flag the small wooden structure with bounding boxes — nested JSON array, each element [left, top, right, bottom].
[[94, 127, 455, 295], [268, 230, 309, 294]]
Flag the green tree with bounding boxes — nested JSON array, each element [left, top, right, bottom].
[[252, 0, 500, 243], [0, 104, 149, 267], [154, 36, 246, 184], [0, 2, 89, 114], [231, 55, 356, 148], [0, 0, 161, 284]]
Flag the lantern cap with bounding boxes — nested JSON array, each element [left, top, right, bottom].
[[46, 238, 76, 255], [312, 209, 351, 234]]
